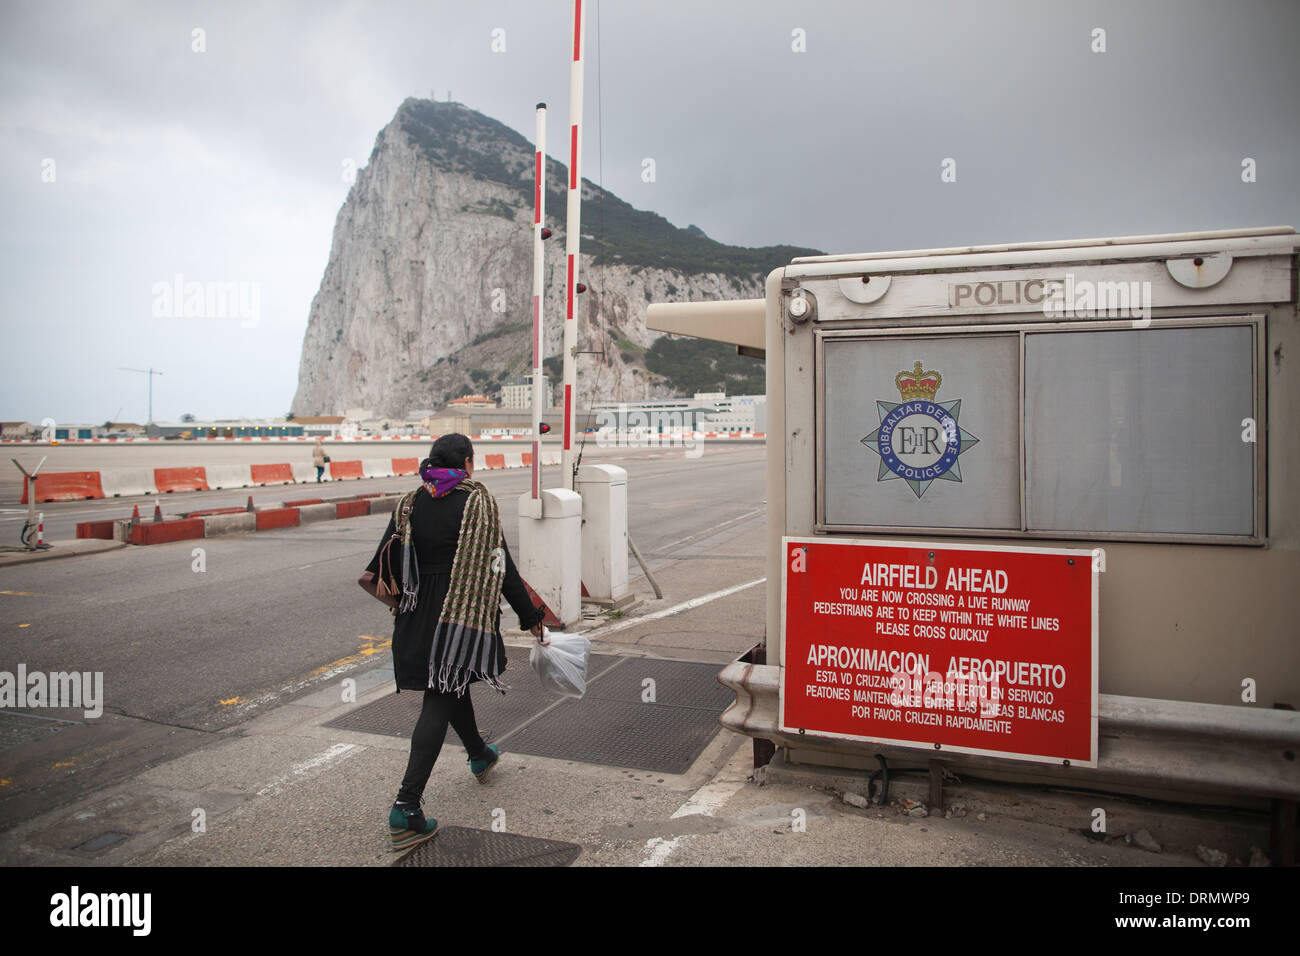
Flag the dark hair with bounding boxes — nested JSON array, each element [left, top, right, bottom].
[[423, 433, 474, 471]]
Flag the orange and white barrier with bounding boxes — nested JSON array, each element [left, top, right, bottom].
[[20, 451, 572, 502]]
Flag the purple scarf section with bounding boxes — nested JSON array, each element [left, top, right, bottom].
[[420, 466, 468, 498]]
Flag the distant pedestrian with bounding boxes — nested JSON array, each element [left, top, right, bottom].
[[312, 438, 326, 482], [358, 433, 545, 851]]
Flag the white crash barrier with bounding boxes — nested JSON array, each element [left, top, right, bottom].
[[361, 458, 394, 478], [98, 468, 158, 498], [205, 464, 254, 490]]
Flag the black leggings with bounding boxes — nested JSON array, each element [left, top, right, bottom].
[[396, 689, 488, 804]]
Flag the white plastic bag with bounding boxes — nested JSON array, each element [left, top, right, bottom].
[[529, 628, 591, 698]]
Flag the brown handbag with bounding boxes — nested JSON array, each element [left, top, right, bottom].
[[373, 489, 419, 601]]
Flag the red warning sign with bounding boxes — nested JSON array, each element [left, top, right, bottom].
[[780, 537, 1097, 766]]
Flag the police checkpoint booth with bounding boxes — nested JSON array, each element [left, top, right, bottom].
[[649, 227, 1300, 855]]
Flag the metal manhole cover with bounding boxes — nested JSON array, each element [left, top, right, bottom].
[[392, 825, 581, 867], [324, 653, 599, 741], [70, 831, 133, 855], [502, 698, 723, 775], [580, 658, 731, 709]]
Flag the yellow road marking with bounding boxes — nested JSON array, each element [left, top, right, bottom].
[[309, 636, 392, 678], [0, 590, 44, 597], [0, 779, 10, 787], [52, 761, 75, 769], [216, 636, 393, 713], [17, 623, 30, 628]]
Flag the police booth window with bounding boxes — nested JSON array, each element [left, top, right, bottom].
[[818, 319, 1259, 542], [1024, 323, 1257, 539]]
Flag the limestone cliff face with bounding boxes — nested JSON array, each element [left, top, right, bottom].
[[292, 99, 815, 418]]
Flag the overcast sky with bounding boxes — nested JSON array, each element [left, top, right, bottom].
[[2, 0, 1297, 425]]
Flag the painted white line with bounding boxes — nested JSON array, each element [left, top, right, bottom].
[[256, 743, 360, 797], [651, 508, 763, 555], [639, 777, 748, 867], [585, 578, 766, 640], [640, 837, 679, 866], [670, 778, 749, 819]]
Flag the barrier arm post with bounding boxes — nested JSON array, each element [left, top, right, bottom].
[[12, 456, 48, 551], [560, 0, 585, 491], [524, 102, 548, 520]]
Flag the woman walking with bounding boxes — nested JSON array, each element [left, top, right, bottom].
[[312, 438, 326, 482], [358, 434, 545, 851]]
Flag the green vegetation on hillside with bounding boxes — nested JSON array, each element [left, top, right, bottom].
[[646, 335, 765, 396], [460, 198, 519, 221], [470, 322, 529, 347]]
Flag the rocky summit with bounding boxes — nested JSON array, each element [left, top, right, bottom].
[[291, 98, 819, 418]]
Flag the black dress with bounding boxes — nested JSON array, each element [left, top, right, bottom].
[[364, 485, 545, 692]]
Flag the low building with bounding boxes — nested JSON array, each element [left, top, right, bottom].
[[103, 422, 147, 437], [54, 425, 98, 440], [588, 392, 767, 434], [1, 421, 35, 439], [147, 420, 306, 439], [292, 415, 347, 437]]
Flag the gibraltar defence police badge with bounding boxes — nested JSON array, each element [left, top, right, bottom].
[[860, 361, 979, 499]]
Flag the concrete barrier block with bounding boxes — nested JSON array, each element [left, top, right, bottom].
[[392, 457, 419, 476], [367, 495, 401, 515], [129, 518, 206, 545], [329, 460, 365, 480], [297, 503, 336, 524], [283, 498, 324, 508], [202, 512, 257, 536], [25, 471, 107, 503], [206, 464, 253, 490], [154, 467, 209, 493], [255, 508, 300, 531], [484, 453, 506, 470], [76, 520, 117, 540], [96, 468, 154, 498], [336, 499, 369, 519], [542, 449, 562, 466], [251, 462, 295, 484], [186, 507, 246, 518], [504, 452, 523, 468], [291, 463, 323, 484], [361, 458, 394, 478]]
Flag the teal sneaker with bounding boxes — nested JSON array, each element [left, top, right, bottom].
[[388, 803, 438, 852], [469, 744, 500, 783]]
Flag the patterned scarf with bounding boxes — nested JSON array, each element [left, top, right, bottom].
[[421, 466, 468, 498], [427, 478, 508, 696]]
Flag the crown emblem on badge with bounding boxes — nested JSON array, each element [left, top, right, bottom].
[[895, 362, 942, 401]]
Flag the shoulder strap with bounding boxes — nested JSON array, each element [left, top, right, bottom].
[[393, 487, 421, 538]]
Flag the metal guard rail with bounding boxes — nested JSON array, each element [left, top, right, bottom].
[[718, 661, 1300, 802]]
